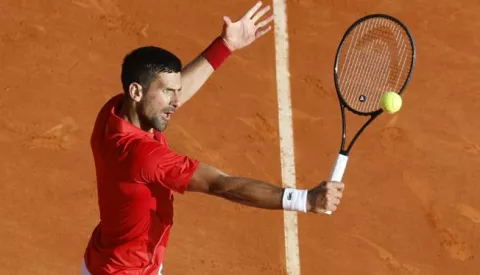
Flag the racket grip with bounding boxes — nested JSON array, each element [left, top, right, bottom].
[[325, 153, 349, 215]]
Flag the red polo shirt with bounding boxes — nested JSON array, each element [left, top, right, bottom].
[[83, 94, 199, 274]]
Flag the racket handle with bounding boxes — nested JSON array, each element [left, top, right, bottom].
[[325, 153, 349, 215]]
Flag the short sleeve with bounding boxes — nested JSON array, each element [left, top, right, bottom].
[[136, 141, 199, 194]]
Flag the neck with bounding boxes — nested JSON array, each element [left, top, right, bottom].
[[118, 98, 154, 134]]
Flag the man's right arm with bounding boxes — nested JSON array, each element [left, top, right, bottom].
[[137, 144, 345, 214], [187, 163, 345, 214]]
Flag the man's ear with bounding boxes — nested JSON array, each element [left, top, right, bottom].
[[128, 83, 143, 102]]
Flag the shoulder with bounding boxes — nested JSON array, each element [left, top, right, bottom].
[[132, 138, 171, 164], [133, 137, 198, 170]]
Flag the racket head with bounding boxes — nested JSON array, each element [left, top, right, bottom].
[[333, 14, 416, 116]]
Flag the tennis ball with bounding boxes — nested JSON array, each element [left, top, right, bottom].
[[381, 92, 402, 114]]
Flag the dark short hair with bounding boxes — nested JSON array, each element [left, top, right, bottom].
[[121, 46, 182, 94]]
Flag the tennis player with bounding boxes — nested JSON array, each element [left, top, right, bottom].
[[81, 2, 344, 274]]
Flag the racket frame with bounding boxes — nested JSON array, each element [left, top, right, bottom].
[[325, 14, 416, 214], [333, 13, 416, 156]]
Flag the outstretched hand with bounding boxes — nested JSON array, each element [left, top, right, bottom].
[[221, 1, 274, 51]]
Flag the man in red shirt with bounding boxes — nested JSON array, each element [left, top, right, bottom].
[[82, 2, 345, 274]]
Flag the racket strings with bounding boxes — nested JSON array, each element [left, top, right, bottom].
[[346, 18, 388, 111], [341, 19, 372, 107], [347, 19, 396, 109], [364, 20, 396, 112], [337, 17, 413, 114]]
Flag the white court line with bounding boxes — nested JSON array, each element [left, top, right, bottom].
[[272, 1, 301, 275]]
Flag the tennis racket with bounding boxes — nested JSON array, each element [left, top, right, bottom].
[[325, 14, 416, 215]]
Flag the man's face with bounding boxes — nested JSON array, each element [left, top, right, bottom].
[[138, 72, 181, 132]]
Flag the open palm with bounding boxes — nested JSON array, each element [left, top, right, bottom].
[[222, 1, 274, 51]]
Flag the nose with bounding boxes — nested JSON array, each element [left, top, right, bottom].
[[170, 90, 179, 108]]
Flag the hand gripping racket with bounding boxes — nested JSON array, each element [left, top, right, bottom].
[[325, 14, 416, 214]]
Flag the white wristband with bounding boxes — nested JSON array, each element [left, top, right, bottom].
[[282, 188, 308, 212]]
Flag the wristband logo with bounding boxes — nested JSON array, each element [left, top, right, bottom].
[[287, 192, 293, 200]]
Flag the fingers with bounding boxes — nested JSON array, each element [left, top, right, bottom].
[[256, 14, 274, 28], [251, 5, 271, 23], [322, 194, 341, 213], [319, 181, 345, 214], [330, 189, 343, 199], [255, 25, 272, 38], [326, 181, 345, 192], [325, 182, 344, 200], [254, 12, 274, 39], [244, 1, 263, 20]]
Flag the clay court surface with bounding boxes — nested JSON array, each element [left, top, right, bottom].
[[0, 0, 479, 274]]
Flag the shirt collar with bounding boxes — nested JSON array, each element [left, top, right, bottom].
[[107, 94, 156, 138]]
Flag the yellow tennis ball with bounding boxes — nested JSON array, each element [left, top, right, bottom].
[[381, 92, 402, 114]]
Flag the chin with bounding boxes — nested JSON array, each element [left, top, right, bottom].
[[151, 118, 168, 132], [155, 124, 168, 132]]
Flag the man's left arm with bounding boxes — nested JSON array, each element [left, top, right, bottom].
[[178, 1, 274, 107]]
